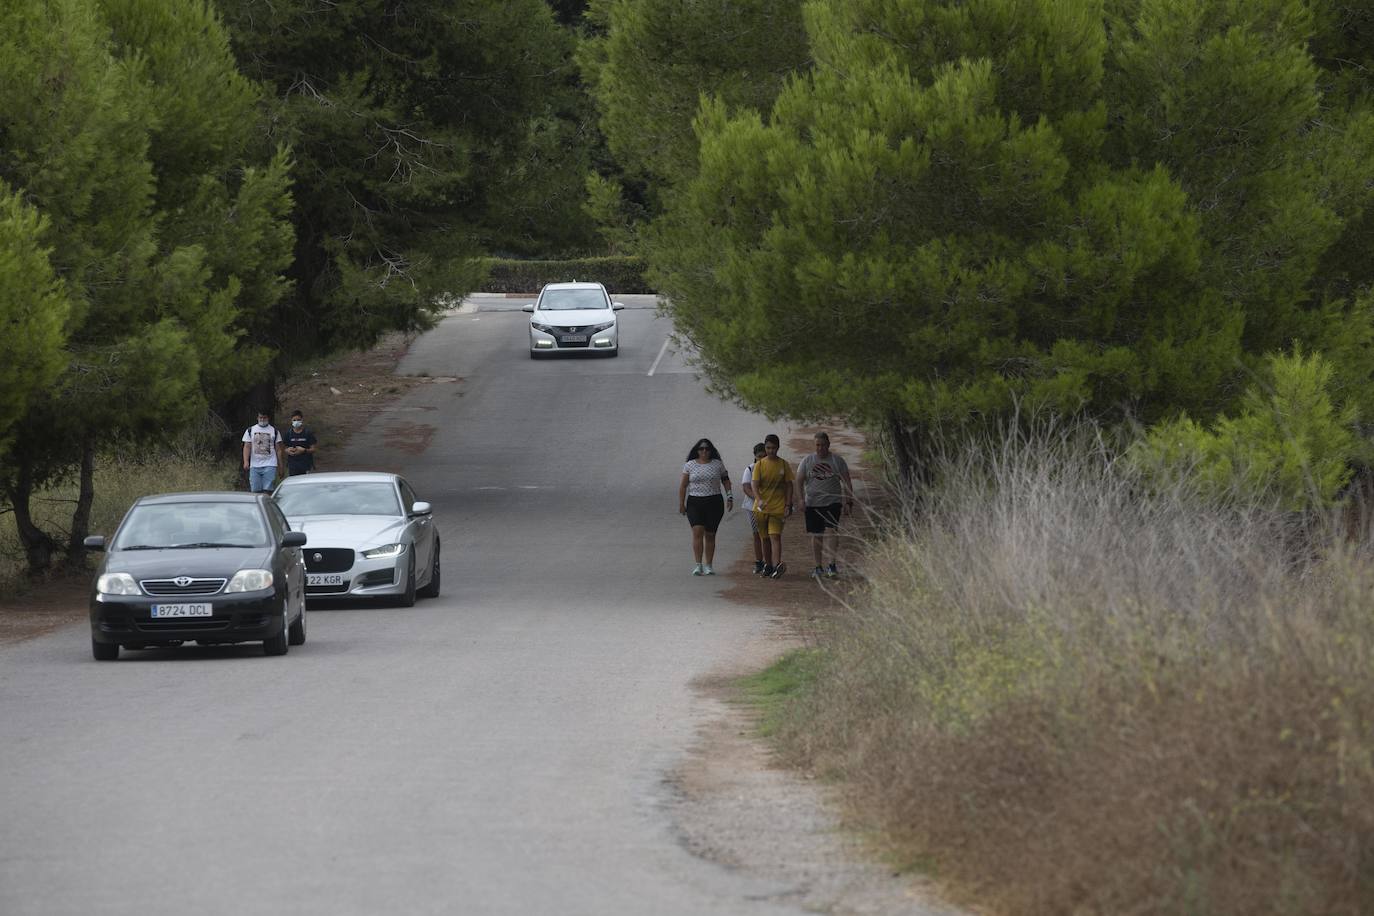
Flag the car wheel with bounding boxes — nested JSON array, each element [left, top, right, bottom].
[[288, 594, 307, 646], [398, 555, 417, 607], [417, 539, 441, 598], [263, 603, 289, 656], [92, 638, 119, 661]]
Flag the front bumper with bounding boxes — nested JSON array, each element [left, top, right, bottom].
[[303, 548, 409, 600], [90, 591, 285, 646], [529, 327, 617, 352]]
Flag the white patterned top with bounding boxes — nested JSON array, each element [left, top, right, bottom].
[[682, 458, 730, 497]]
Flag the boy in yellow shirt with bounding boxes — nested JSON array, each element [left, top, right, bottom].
[[750, 433, 795, 578]]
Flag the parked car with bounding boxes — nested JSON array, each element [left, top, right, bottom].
[[523, 281, 625, 357], [272, 472, 439, 606], [85, 492, 307, 661]]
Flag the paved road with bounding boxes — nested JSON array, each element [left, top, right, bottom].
[[0, 298, 811, 915]]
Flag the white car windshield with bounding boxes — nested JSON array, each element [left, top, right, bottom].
[[275, 482, 402, 516], [538, 289, 608, 311], [114, 503, 268, 549]]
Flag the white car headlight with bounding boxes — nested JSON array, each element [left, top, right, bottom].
[[531, 322, 557, 333], [97, 573, 140, 596], [225, 569, 274, 593], [362, 543, 406, 559]]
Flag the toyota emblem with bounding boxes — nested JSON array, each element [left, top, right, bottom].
[[312, 553, 322, 563], [174, 576, 192, 587]]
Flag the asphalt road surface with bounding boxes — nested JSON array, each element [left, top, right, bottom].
[[0, 298, 819, 915]]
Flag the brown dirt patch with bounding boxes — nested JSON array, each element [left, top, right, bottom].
[[0, 575, 93, 646]]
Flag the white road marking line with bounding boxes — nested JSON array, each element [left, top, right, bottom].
[[476, 486, 504, 491], [647, 338, 671, 377]]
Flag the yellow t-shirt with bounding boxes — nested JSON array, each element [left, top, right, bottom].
[[750, 455, 795, 515]]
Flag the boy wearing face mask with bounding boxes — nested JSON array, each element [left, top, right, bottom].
[[283, 409, 318, 476], [241, 409, 285, 492]]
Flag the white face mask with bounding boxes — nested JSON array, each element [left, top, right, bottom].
[[292, 420, 303, 429], [257, 419, 269, 428]]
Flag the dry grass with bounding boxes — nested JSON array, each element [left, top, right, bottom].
[[770, 426, 1374, 915], [0, 448, 237, 597]]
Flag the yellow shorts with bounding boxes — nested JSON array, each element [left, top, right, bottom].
[[753, 510, 786, 536]]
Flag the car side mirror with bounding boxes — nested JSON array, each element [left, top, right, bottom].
[[83, 535, 106, 551], [522, 304, 534, 313], [281, 531, 307, 548], [410, 501, 432, 516], [612, 303, 625, 311]]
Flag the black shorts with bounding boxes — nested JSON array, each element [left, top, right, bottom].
[[686, 495, 725, 532], [804, 504, 842, 534]]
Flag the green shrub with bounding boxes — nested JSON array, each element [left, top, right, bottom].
[[477, 256, 652, 294], [1132, 351, 1359, 510]]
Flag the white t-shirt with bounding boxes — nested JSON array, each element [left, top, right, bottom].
[[741, 462, 757, 510], [242, 424, 283, 468], [682, 458, 729, 497]]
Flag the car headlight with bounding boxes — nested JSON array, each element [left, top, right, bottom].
[[97, 573, 140, 596], [225, 569, 274, 593], [590, 321, 614, 333], [362, 543, 406, 559], [531, 322, 556, 333]]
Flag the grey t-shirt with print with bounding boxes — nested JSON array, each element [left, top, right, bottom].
[[797, 452, 849, 506]]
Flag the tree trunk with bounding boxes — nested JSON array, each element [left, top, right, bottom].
[[885, 413, 935, 488], [9, 457, 55, 576], [65, 440, 96, 568]]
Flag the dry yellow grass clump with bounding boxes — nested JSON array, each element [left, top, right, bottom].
[[772, 429, 1374, 915]]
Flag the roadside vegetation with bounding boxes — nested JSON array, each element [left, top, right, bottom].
[[759, 424, 1374, 915]]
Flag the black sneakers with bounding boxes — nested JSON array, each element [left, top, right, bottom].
[[754, 561, 766, 575], [769, 562, 787, 579]]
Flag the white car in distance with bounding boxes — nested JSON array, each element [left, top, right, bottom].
[[523, 281, 625, 358]]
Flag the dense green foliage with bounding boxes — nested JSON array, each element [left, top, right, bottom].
[[479, 256, 649, 294], [579, 0, 810, 192], [0, 0, 294, 570], [646, 0, 1374, 479], [216, 0, 596, 357], [0, 189, 68, 450], [1133, 351, 1360, 510]]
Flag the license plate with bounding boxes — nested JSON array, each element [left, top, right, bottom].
[[150, 604, 212, 618], [307, 573, 344, 586], [560, 335, 587, 343]]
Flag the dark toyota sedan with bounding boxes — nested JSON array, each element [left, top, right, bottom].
[[85, 492, 307, 661]]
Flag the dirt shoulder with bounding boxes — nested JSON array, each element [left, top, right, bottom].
[[664, 431, 963, 915]]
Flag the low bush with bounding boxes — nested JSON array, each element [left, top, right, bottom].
[[0, 450, 237, 595], [769, 427, 1374, 915], [477, 256, 651, 294]]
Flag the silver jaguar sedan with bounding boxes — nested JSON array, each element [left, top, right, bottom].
[[272, 472, 439, 606]]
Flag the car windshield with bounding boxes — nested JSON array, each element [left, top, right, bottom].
[[537, 288, 608, 311], [274, 481, 402, 517], [113, 503, 268, 549]]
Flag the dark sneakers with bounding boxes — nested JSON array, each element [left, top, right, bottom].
[[769, 562, 787, 579], [825, 563, 838, 579], [754, 561, 766, 575]]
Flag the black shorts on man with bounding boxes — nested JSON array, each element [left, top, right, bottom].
[[804, 504, 842, 534]]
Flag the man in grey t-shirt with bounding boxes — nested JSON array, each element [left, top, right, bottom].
[[796, 431, 853, 579]]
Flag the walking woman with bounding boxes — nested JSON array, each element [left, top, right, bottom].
[[678, 437, 733, 575]]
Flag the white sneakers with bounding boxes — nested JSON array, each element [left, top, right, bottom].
[[691, 563, 716, 576]]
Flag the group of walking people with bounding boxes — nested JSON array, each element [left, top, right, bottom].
[[241, 409, 319, 492], [678, 431, 854, 579]]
